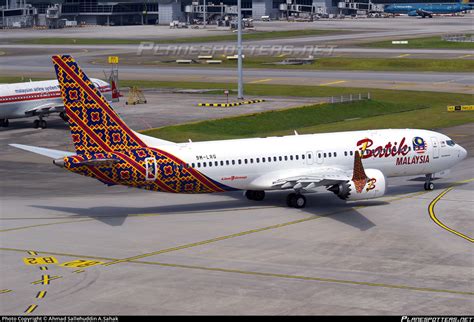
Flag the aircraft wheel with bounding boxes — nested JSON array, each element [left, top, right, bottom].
[[293, 194, 306, 208], [253, 191, 265, 201], [245, 190, 265, 201], [287, 193, 306, 208], [59, 112, 69, 122], [33, 120, 39, 128], [286, 193, 296, 207], [40, 120, 47, 129], [424, 182, 434, 191]]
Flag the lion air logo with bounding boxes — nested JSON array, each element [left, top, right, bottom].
[[412, 137, 427, 154]]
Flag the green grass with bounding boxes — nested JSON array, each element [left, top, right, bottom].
[[116, 56, 474, 73], [361, 36, 474, 50], [0, 76, 46, 83], [139, 85, 473, 142], [12, 29, 343, 45]]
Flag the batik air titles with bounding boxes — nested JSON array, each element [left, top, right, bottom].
[[10, 55, 467, 209]]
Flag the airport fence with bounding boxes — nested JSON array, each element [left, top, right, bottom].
[[327, 93, 371, 104]]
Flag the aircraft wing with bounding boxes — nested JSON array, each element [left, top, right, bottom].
[[24, 102, 64, 116], [271, 166, 350, 191], [413, 9, 433, 16]]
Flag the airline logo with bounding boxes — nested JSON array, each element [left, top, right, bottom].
[[412, 137, 427, 154], [357, 137, 430, 166]]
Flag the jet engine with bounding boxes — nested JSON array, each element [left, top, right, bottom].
[[328, 169, 387, 201]]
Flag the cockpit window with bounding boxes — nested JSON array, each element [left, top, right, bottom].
[[446, 140, 456, 146]]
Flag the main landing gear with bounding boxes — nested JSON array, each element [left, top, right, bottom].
[[245, 190, 265, 201], [245, 190, 307, 208], [286, 193, 306, 209], [424, 174, 434, 191], [33, 119, 47, 129], [33, 115, 47, 129], [0, 118, 9, 127]]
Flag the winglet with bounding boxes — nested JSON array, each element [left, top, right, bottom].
[[352, 150, 368, 193]]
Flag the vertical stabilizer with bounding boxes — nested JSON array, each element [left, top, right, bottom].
[[52, 55, 146, 154]]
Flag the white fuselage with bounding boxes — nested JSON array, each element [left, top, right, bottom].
[[142, 128, 467, 191], [0, 79, 112, 120]]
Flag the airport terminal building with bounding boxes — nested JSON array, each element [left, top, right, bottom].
[[0, 0, 469, 26]]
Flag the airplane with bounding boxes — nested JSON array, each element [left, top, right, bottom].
[[10, 55, 468, 208], [384, 0, 472, 18], [0, 77, 118, 129]]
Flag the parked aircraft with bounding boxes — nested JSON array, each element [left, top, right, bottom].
[[10, 55, 467, 208], [0, 78, 116, 129], [384, 0, 471, 18]]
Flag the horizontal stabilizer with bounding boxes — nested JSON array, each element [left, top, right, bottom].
[[9, 144, 74, 159]]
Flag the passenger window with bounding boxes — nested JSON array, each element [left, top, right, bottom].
[[324, 153, 327, 158], [238, 159, 242, 165], [290, 155, 293, 161], [244, 159, 248, 164], [262, 158, 265, 163], [273, 157, 277, 162], [279, 156, 282, 161], [302, 154, 305, 160], [226, 160, 230, 165], [232, 160, 235, 165], [215, 161, 218, 166], [203, 162, 207, 167], [197, 162, 201, 167], [344, 151, 347, 156], [328, 153, 332, 158], [192, 163, 195, 168], [250, 158, 254, 163], [284, 156, 288, 161], [334, 152, 337, 157], [318, 153, 321, 158], [208, 162, 212, 167], [350, 151, 353, 156], [220, 161, 224, 166]]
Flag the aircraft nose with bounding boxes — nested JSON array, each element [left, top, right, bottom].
[[459, 146, 467, 160]]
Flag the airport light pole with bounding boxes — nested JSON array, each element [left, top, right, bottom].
[[203, 0, 207, 27], [237, 0, 244, 99]]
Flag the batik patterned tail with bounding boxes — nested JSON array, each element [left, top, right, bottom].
[[52, 55, 146, 154]]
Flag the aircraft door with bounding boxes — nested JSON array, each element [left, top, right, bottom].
[[306, 151, 314, 165], [145, 157, 158, 181], [316, 150, 324, 164], [430, 137, 440, 159]]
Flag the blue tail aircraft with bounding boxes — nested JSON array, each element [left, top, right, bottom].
[[384, 0, 472, 18]]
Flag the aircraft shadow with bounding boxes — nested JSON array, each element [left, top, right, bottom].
[[30, 191, 382, 231]]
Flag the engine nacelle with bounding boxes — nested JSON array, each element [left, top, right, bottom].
[[328, 169, 387, 201]]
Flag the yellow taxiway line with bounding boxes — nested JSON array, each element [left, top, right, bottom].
[[249, 78, 273, 84], [319, 80, 346, 86], [395, 54, 411, 58], [428, 178, 474, 243]]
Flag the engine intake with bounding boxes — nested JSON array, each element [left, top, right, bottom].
[[328, 169, 387, 201]]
